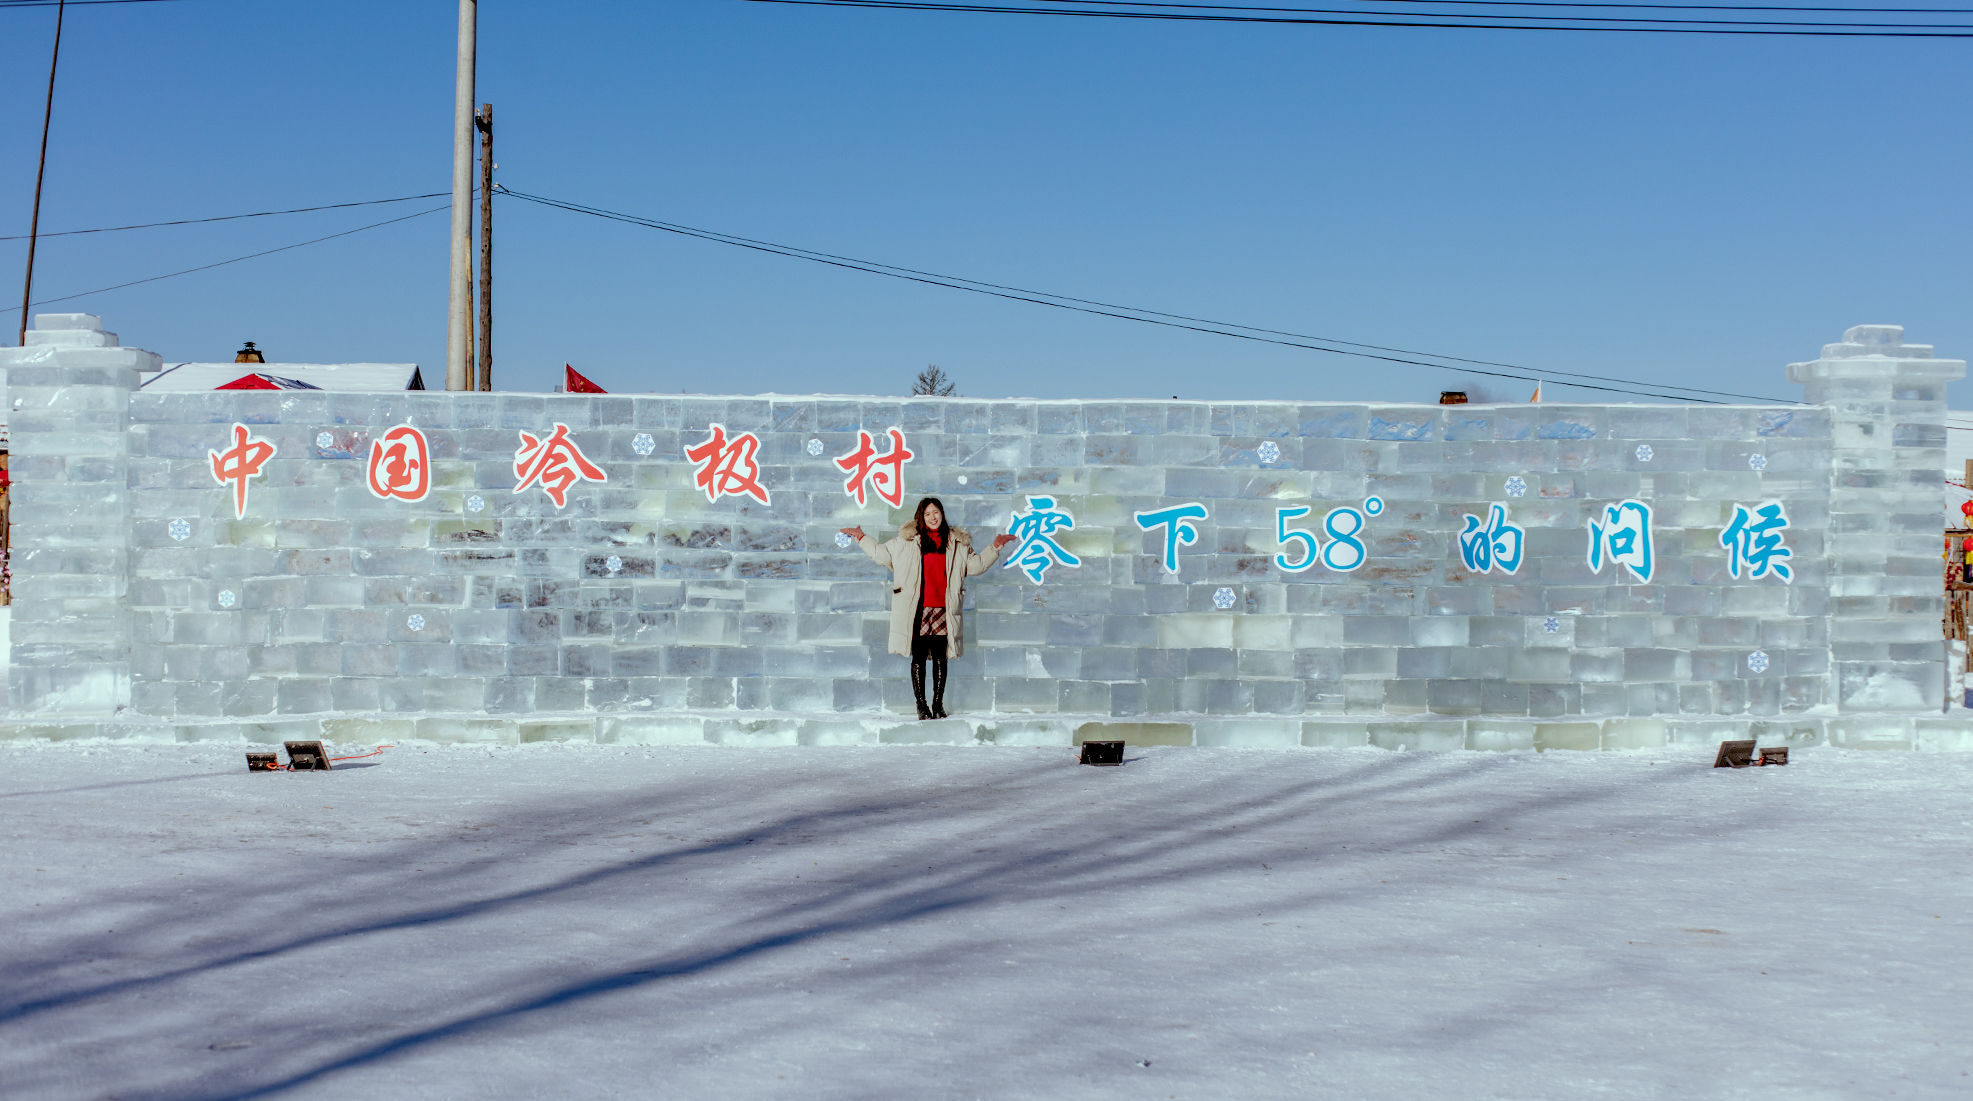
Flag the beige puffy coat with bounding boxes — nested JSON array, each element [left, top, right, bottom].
[[858, 522, 1001, 658]]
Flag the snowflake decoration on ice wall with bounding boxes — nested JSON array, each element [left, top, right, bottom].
[[1256, 441, 1281, 465], [1747, 650, 1770, 674], [1749, 454, 1768, 472], [835, 531, 854, 549], [1212, 586, 1237, 610], [605, 554, 623, 575], [1635, 444, 1654, 462], [408, 613, 426, 632], [168, 519, 191, 542], [217, 590, 237, 609], [1504, 476, 1527, 498], [632, 433, 656, 457], [465, 494, 485, 513], [806, 438, 824, 457], [315, 431, 334, 449], [1542, 616, 1560, 634]]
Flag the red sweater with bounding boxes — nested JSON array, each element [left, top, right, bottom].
[[921, 529, 948, 609]]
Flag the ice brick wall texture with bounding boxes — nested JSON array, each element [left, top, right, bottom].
[[1, 315, 1963, 748], [4, 315, 153, 716]]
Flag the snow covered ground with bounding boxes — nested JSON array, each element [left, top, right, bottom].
[[2, 742, 1969, 1100]]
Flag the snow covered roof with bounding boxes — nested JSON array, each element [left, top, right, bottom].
[[140, 362, 425, 392], [215, 372, 324, 391]]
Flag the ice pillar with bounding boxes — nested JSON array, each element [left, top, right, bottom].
[[0, 314, 152, 716], [1789, 325, 1963, 715]]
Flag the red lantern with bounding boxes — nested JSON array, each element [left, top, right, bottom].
[[1961, 499, 1973, 518]]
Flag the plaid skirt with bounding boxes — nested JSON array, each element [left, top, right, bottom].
[[915, 606, 948, 637]]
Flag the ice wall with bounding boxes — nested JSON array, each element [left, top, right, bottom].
[[0, 314, 1964, 749]]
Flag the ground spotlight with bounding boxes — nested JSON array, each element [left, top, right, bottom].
[[1079, 740, 1124, 766], [284, 741, 332, 771], [1713, 740, 1756, 768]]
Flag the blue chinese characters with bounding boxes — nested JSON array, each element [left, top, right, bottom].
[[1458, 503, 1525, 575], [1005, 496, 1081, 582], [1720, 501, 1793, 583], [1135, 502, 1209, 574], [1587, 499, 1655, 583]]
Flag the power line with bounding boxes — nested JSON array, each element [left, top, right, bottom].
[[502, 187, 1797, 404], [0, 204, 446, 317], [1014, 0, 1973, 15], [737, 0, 1973, 34], [6, 179, 1942, 419], [0, 0, 191, 8], [0, 193, 450, 242], [926, 0, 1973, 26], [503, 188, 1793, 403]]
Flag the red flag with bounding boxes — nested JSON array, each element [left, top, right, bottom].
[[564, 364, 607, 394]]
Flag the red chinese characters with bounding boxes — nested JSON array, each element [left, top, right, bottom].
[[366, 425, 431, 501], [833, 427, 913, 508], [208, 422, 277, 519], [684, 423, 771, 505], [513, 423, 607, 508]]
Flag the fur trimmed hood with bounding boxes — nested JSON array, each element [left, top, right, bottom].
[[897, 521, 971, 546]]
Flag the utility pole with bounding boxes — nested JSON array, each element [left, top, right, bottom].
[[477, 103, 493, 391], [18, 0, 65, 347], [464, 257, 475, 389], [446, 0, 477, 391]]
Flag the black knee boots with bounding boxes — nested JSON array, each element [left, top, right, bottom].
[[930, 654, 948, 719], [910, 656, 931, 720], [909, 637, 950, 720]]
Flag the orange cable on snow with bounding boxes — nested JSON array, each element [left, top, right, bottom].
[[328, 745, 394, 762]]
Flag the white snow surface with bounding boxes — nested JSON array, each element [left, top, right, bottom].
[[2, 742, 1969, 1100]]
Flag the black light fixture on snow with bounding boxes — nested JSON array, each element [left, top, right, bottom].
[[284, 741, 332, 771], [1079, 740, 1125, 766]]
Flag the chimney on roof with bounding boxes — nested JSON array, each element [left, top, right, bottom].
[[1438, 390, 1468, 405], [235, 341, 264, 364]]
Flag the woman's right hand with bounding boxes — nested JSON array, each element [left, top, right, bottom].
[[840, 526, 865, 542]]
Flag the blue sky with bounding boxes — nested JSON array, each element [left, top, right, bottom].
[[3, 0, 1970, 406]]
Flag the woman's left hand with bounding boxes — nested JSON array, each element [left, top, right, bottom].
[[992, 533, 1018, 550]]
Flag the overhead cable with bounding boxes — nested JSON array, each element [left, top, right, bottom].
[[502, 187, 1799, 404], [0, 193, 450, 242], [1011, 0, 1973, 16], [0, 204, 447, 317], [0, 0, 192, 9], [904, 0, 1973, 27], [737, 0, 1973, 35]]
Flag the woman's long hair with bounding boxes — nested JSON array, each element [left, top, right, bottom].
[[913, 496, 950, 554]]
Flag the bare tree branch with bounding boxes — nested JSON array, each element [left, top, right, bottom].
[[912, 365, 956, 397]]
